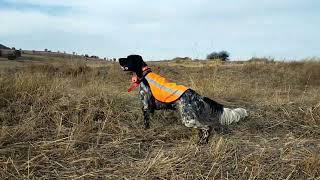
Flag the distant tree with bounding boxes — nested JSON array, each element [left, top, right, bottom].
[[12, 47, 16, 50], [219, 51, 229, 61], [207, 51, 230, 61], [44, 48, 48, 52], [90, 55, 99, 59], [207, 52, 218, 60]]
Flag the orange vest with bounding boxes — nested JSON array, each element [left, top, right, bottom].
[[145, 72, 188, 103]]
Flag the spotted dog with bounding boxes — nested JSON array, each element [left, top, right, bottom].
[[119, 55, 248, 144]]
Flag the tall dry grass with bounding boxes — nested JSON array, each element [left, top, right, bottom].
[[0, 58, 319, 179]]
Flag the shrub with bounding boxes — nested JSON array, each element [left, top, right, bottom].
[[7, 54, 17, 60], [91, 55, 99, 59], [15, 50, 21, 57], [248, 57, 274, 63]]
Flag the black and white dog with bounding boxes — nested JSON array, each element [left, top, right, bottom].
[[119, 55, 248, 144]]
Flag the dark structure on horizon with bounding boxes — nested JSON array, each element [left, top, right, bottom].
[[0, 44, 21, 60]]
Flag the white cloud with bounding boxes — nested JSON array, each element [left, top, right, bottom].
[[0, 9, 118, 35]]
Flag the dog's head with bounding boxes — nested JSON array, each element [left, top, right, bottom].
[[119, 55, 147, 73]]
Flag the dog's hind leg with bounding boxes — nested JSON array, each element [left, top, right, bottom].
[[177, 90, 215, 144]]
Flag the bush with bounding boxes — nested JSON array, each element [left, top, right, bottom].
[[172, 57, 192, 62], [15, 50, 21, 57], [91, 55, 99, 59], [207, 51, 230, 61], [5, 50, 21, 60], [7, 54, 17, 60], [248, 57, 274, 63]]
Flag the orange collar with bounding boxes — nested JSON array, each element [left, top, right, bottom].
[[142, 66, 150, 72]]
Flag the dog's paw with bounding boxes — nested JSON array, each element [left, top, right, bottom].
[[144, 123, 150, 129], [197, 139, 209, 145], [214, 126, 231, 134]]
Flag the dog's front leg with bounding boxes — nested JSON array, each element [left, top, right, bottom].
[[142, 108, 150, 129], [139, 82, 153, 129]]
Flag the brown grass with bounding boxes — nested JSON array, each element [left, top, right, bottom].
[[0, 57, 319, 179]]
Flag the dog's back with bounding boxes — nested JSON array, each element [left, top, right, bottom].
[[177, 89, 247, 128]]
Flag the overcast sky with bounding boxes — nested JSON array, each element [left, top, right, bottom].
[[0, 0, 319, 60]]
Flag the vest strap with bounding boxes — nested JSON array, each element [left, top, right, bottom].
[[127, 66, 152, 92]]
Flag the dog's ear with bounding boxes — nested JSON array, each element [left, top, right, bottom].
[[127, 55, 147, 67], [119, 55, 147, 72]]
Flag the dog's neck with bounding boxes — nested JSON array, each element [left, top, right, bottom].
[[127, 66, 151, 92], [135, 66, 151, 78]]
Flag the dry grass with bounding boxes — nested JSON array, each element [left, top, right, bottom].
[[0, 56, 319, 179]]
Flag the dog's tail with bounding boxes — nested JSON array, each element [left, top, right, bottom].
[[202, 97, 248, 126], [219, 108, 248, 125]]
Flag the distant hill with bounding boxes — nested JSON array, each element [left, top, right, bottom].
[[0, 44, 10, 49]]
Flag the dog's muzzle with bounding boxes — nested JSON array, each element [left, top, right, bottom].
[[121, 66, 129, 71]]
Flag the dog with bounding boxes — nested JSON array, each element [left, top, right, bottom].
[[119, 55, 248, 144]]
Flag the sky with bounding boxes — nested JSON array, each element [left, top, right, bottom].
[[0, 0, 319, 60]]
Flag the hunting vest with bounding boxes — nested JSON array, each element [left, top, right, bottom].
[[145, 72, 188, 103]]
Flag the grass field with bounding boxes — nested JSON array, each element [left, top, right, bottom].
[[0, 55, 319, 179]]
